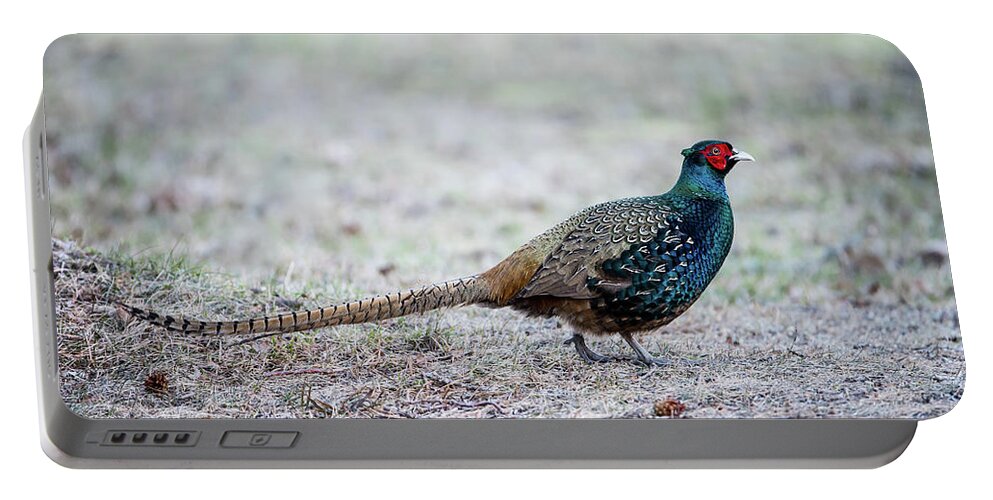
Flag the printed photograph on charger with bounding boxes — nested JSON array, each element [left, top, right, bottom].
[[44, 34, 963, 419]]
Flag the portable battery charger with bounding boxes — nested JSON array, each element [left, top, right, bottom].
[[26, 34, 963, 468]]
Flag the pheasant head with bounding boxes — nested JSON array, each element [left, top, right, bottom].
[[674, 140, 754, 197]]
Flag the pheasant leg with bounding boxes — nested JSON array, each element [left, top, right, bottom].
[[565, 334, 612, 363], [620, 332, 671, 367]]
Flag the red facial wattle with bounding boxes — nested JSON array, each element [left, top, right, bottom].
[[704, 143, 732, 171]]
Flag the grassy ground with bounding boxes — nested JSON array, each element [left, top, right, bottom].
[[45, 35, 963, 419]]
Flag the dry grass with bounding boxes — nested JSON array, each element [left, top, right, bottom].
[[45, 35, 964, 419], [55, 238, 962, 419]]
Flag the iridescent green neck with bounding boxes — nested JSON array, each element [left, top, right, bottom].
[[670, 158, 728, 200]]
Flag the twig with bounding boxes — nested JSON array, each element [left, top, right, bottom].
[[412, 398, 506, 415], [264, 368, 345, 378], [421, 371, 485, 392], [229, 330, 293, 346]]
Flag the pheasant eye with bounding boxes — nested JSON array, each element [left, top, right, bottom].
[[711, 147, 721, 155]]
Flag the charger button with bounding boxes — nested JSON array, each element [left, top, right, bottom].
[[220, 431, 298, 448]]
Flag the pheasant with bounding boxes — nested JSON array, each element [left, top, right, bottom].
[[119, 140, 753, 365]]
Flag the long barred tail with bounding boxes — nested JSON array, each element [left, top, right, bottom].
[[117, 275, 490, 337]]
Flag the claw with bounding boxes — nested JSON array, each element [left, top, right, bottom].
[[634, 356, 673, 368], [567, 334, 612, 363], [620, 332, 703, 368]]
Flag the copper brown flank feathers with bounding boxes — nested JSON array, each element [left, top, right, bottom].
[[119, 140, 754, 366]]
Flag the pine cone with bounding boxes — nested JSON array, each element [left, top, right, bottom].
[[144, 371, 170, 396]]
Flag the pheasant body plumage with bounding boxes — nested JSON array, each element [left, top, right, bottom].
[[583, 195, 733, 331], [120, 140, 752, 365]]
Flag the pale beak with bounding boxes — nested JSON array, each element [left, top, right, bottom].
[[729, 149, 755, 163]]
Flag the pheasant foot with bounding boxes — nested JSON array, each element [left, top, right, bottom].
[[619, 332, 706, 367], [565, 334, 613, 363]]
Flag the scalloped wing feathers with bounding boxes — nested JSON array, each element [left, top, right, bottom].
[[514, 197, 680, 300]]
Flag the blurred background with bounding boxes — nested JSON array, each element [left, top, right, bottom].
[[43, 34, 949, 307]]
